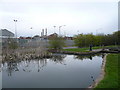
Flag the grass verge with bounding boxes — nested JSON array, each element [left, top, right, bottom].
[[63, 46, 102, 52], [95, 54, 119, 88], [63, 45, 120, 52]]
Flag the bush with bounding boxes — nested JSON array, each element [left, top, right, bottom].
[[7, 38, 18, 49], [49, 36, 65, 50]]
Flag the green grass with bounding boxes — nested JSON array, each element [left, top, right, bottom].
[[105, 45, 120, 47], [63, 45, 120, 52], [95, 54, 119, 88], [63, 48, 89, 52], [63, 46, 102, 52]]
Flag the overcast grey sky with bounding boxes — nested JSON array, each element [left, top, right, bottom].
[[0, 0, 119, 37]]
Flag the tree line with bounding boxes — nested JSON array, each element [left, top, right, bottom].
[[74, 31, 120, 47]]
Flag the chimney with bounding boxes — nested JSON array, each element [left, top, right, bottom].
[[45, 28, 47, 36], [42, 29, 44, 36], [41, 32, 43, 37]]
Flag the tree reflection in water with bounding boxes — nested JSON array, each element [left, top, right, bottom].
[[2, 54, 67, 76], [5, 61, 19, 76], [74, 53, 105, 60], [50, 54, 67, 65], [2, 53, 104, 76], [37, 59, 47, 72]]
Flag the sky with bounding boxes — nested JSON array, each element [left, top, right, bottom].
[[0, 0, 119, 37]]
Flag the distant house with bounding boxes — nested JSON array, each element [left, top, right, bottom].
[[18, 36, 33, 47], [64, 36, 74, 40], [47, 33, 74, 40], [48, 33, 58, 39], [19, 37, 26, 39], [26, 37, 32, 39], [19, 36, 32, 39]]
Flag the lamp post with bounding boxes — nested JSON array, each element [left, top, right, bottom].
[[59, 26, 62, 36], [30, 27, 33, 40], [13, 19, 18, 42], [45, 28, 47, 50], [53, 26, 56, 33], [59, 25, 66, 36]]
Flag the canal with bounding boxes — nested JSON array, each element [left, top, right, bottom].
[[1, 54, 104, 88]]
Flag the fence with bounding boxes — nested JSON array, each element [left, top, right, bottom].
[[18, 39, 75, 48]]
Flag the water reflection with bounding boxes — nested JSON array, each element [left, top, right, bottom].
[[0, 61, 2, 72], [2, 54, 66, 76], [74, 53, 104, 60], [1, 54, 104, 77], [37, 59, 47, 72], [5, 61, 19, 76], [51, 54, 66, 64], [2, 54, 104, 88]]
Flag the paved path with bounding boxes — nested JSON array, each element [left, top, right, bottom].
[[63, 46, 78, 49], [92, 49, 102, 51]]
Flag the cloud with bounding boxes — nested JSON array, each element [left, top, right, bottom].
[[1, 0, 119, 3], [0, 1, 118, 36]]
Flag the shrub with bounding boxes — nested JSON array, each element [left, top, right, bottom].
[[49, 36, 65, 50]]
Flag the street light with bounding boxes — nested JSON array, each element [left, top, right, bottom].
[[53, 26, 56, 33], [59, 25, 66, 36], [59, 26, 62, 36], [13, 19, 18, 42], [30, 27, 33, 42]]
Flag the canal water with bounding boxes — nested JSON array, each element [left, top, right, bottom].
[[1, 54, 104, 88]]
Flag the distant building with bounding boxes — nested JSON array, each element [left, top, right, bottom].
[[33, 35, 40, 40], [48, 33, 58, 39], [64, 36, 74, 40], [0, 29, 15, 48], [0, 29, 14, 38], [19, 36, 32, 39]]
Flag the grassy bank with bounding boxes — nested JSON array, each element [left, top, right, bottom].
[[63, 45, 120, 52], [95, 54, 119, 88], [63, 46, 102, 52]]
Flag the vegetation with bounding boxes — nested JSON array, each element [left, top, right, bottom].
[[63, 45, 120, 52], [8, 40, 18, 49], [74, 31, 120, 47], [49, 36, 65, 50], [63, 46, 102, 52], [64, 48, 89, 52], [95, 54, 119, 88], [5, 38, 18, 49]]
